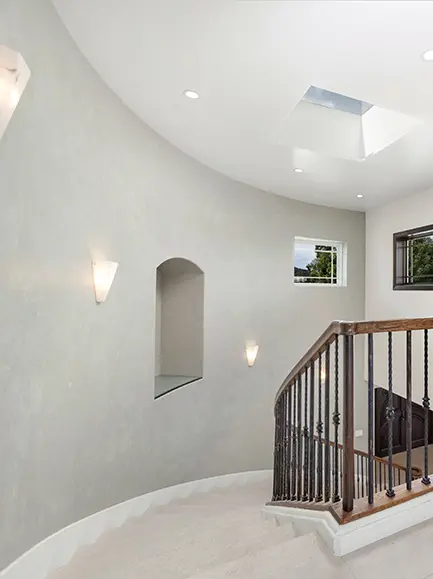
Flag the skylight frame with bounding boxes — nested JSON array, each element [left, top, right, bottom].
[[303, 86, 373, 116]]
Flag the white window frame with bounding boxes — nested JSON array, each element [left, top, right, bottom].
[[293, 237, 347, 287]]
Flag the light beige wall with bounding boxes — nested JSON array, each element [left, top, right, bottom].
[[0, 0, 365, 569], [366, 187, 433, 404]]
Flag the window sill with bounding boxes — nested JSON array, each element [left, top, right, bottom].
[[393, 284, 433, 291], [294, 282, 346, 288]]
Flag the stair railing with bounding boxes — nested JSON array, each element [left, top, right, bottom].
[[272, 318, 433, 521]]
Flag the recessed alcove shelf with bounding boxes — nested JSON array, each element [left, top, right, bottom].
[[155, 258, 204, 399]]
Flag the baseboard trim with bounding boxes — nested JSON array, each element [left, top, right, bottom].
[[264, 488, 433, 556], [0, 469, 272, 579]]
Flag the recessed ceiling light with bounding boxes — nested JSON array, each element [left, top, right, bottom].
[[422, 50, 433, 61], [183, 90, 199, 99], [294, 168, 303, 173], [357, 194, 364, 199]]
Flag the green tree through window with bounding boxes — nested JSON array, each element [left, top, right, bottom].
[[305, 245, 338, 284], [410, 236, 433, 284]]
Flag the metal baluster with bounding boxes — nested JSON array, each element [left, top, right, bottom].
[[386, 332, 396, 498], [317, 353, 324, 502], [272, 398, 279, 500], [356, 454, 360, 498], [379, 458, 382, 491], [368, 333, 374, 504], [282, 390, 288, 500], [406, 331, 413, 491], [303, 369, 309, 501], [309, 363, 315, 501], [423, 329, 431, 486], [291, 381, 297, 501], [324, 345, 331, 503], [398, 467, 401, 486], [374, 462, 377, 493], [297, 375, 302, 501], [287, 385, 292, 499], [342, 334, 355, 513], [274, 398, 282, 500], [361, 455, 365, 498], [333, 337, 340, 502]]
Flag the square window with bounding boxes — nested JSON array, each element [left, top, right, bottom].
[[394, 224, 433, 290], [294, 237, 347, 286]]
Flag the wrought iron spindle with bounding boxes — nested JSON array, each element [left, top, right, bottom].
[[374, 462, 377, 492], [423, 329, 431, 486], [342, 334, 355, 513], [379, 462, 383, 491], [297, 375, 303, 501], [309, 363, 315, 501], [273, 398, 282, 500], [316, 353, 324, 502], [386, 332, 395, 498], [303, 369, 309, 501], [291, 381, 297, 501], [272, 400, 278, 500], [406, 330, 413, 491], [333, 337, 340, 502], [356, 454, 360, 498], [282, 390, 289, 500], [287, 385, 292, 499], [324, 345, 331, 503], [367, 333, 374, 503], [361, 454, 365, 498]]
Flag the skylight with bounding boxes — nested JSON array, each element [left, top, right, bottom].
[[303, 86, 373, 116]]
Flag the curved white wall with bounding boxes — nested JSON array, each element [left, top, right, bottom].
[[0, 0, 365, 569]]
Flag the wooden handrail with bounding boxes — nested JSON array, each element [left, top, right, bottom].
[[276, 317, 433, 406], [314, 435, 422, 478]]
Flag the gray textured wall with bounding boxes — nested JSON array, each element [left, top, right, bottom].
[[0, 0, 365, 569]]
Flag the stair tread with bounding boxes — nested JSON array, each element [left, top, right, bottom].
[[186, 533, 352, 579]]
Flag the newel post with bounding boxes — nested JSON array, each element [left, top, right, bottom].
[[342, 333, 355, 512]]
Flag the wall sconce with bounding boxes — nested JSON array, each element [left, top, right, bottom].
[[92, 261, 118, 304], [0, 46, 30, 141], [245, 341, 259, 367]]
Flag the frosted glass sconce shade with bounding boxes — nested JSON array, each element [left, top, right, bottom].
[[0, 46, 31, 142], [92, 261, 118, 304], [245, 341, 259, 367]]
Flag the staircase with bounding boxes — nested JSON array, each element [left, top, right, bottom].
[[43, 479, 347, 578], [46, 476, 433, 578]]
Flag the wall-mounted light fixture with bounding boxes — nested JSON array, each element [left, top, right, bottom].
[[92, 261, 118, 304], [245, 341, 259, 367], [0, 46, 30, 142]]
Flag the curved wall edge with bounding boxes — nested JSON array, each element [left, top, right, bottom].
[[0, 470, 272, 579]]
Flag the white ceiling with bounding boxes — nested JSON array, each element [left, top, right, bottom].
[[52, 0, 433, 210]]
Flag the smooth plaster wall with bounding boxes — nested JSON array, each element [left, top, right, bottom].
[[0, 0, 365, 569], [366, 187, 433, 403]]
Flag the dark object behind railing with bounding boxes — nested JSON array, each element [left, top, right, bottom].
[[272, 318, 433, 517]]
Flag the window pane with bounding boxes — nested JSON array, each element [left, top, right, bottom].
[[294, 237, 345, 286], [394, 226, 433, 288]]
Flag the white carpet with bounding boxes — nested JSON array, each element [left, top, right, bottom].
[[47, 479, 433, 579]]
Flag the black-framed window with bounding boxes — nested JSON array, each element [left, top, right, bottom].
[[394, 224, 433, 290]]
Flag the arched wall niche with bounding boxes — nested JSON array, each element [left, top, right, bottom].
[[155, 258, 204, 398]]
